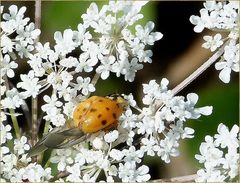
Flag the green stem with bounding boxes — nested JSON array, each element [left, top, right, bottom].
[[31, 97, 38, 146], [9, 109, 21, 139], [43, 120, 50, 135]]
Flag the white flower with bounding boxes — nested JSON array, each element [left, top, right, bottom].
[[74, 77, 95, 96], [0, 123, 12, 144], [195, 169, 226, 182], [215, 41, 239, 83], [35, 42, 53, 59], [22, 163, 52, 182], [202, 33, 223, 52], [66, 163, 82, 182], [137, 114, 155, 135], [123, 146, 143, 164], [96, 56, 115, 80], [49, 113, 66, 127], [0, 54, 18, 78], [27, 54, 45, 77], [104, 130, 119, 143], [15, 40, 34, 58], [195, 135, 223, 169], [220, 151, 239, 179], [50, 149, 74, 171], [214, 123, 239, 149], [157, 137, 179, 163], [73, 23, 92, 46], [190, 9, 212, 33], [124, 58, 143, 82], [14, 136, 30, 155], [195, 123, 240, 182], [16, 22, 40, 44], [92, 137, 104, 150], [19, 154, 31, 164], [120, 109, 138, 129], [41, 94, 62, 114], [54, 29, 75, 55], [17, 70, 41, 98], [118, 162, 150, 182], [75, 54, 98, 73], [63, 101, 75, 117], [140, 137, 157, 156], [2, 5, 29, 32], [1, 34, 14, 53], [59, 56, 78, 68], [135, 21, 163, 45], [1, 88, 24, 109], [81, 2, 105, 28], [109, 149, 124, 161], [1, 153, 17, 173]]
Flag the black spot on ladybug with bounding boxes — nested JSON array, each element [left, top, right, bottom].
[[113, 113, 117, 119], [106, 107, 110, 111], [99, 99, 103, 102], [101, 120, 107, 125], [90, 108, 97, 112], [98, 114, 102, 118]]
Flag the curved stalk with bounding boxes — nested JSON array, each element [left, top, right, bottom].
[[172, 41, 227, 96]]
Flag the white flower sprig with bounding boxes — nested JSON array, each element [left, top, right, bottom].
[[47, 78, 212, 182], [195, 123, 239, 182], [2, 1, 163, 127], [190, 0, 239, 83]]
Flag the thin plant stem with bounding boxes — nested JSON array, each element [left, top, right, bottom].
[[43, 120, 50, 136], [9, 109, 21, 139], [171, 41, 227, 96], [91, 73, 101, 87], [31, 97, 38, 145], [31, 0, 42, 162], [148, 174, 197, 182], [35, 0, 42, 31], [2, 76, 21, 139]]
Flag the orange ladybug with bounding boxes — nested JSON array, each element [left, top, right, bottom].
[[73, 96, 126, 133], [28, 95, 127, 157]]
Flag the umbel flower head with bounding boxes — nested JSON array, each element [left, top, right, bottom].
[[190, 0, 239, 83], [195, 123, 239, 182]]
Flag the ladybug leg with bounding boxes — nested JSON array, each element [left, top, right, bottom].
[[103, 121, 118, 132]]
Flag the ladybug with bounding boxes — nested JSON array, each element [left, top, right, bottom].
[[28, 95, 127, 157], [73, 95, 126, 133]]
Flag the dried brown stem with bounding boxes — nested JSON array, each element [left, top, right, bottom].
[[31, 0, 42, 163]]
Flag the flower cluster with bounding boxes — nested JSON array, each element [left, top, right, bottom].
[[195, 123, 239, 182], [0, 5, 52, 182], [1, 2, 162, 127], [1, 5, 40, 111], [190, 0, 239, 83], [0, 126, 52, 182], [48, 78, 212, 182]]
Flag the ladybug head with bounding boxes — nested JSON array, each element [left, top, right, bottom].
[[107, 94, 128, 109]]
